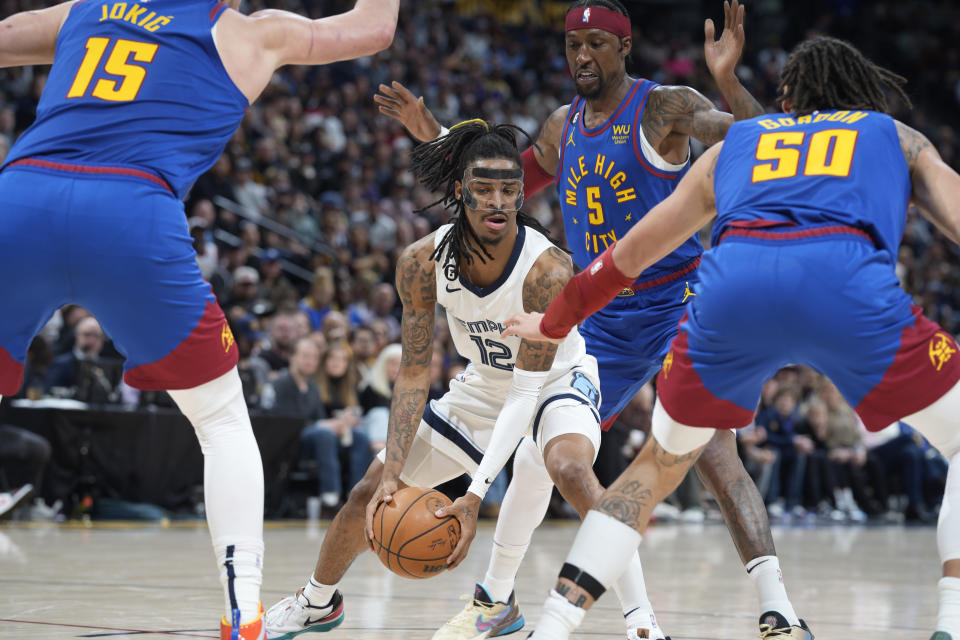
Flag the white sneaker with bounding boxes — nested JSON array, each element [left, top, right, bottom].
[[265, 590, 344, 639], [432, 584, 524, 639], [0, 485, 33, 520]]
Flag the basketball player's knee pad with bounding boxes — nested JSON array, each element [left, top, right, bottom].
[[651, 399, 716, 455], [939, 452, 960, 562], [512, 437, 554, 494], [905, 380, 960, 460]]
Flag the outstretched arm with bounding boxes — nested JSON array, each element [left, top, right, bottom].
[[217, 0, 398, 103], [503, 144, 722, 342], [897, 120, 960, 245], [0, 1, 75, 68], [374, 80, 566, 197], [644, 0, 763, 148], [438, 246, 573, 569]]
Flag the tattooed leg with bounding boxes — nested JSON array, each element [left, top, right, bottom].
[[694, 428, 776, 563], [551, 435, 706, 612], [311, 458, 408, 584]]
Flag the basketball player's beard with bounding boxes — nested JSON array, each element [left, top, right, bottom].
[[575, 72, 605, 99]]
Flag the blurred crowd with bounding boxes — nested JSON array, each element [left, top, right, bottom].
[[0, 0, 957, 522]]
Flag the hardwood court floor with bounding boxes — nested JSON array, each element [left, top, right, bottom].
[[0, 519, 940, 639]]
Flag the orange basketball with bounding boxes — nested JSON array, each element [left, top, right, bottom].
[[371, 486, 461, 579]]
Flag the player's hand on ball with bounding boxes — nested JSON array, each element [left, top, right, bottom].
[[501, 312, 565, 344], [374, 81, 442, 142], [435, 493, 481, 570], [365, 476, 400, 551]]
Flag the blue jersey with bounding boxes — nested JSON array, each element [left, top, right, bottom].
[[557, 79, 702, 280], [4, 0, 247, 199], [713, 110, 910, 260]]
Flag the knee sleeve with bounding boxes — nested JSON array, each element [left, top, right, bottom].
[[652, 399, 716, 455]]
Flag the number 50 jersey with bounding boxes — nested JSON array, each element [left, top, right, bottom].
[[3, 0, 248, 199], [435, 223, 590, 384]]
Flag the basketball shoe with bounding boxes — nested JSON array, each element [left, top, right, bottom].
[[432, 584, 524, 639], [220, 604, 265, 640], [265, 590, 344, 639], [759, 611, 814, 639], [930, 633, 953, 640]]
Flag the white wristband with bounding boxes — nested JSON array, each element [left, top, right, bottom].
[[437, 125, 450, 139]]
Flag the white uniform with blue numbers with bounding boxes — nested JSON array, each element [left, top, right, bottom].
[[376, 224, 603, 486]]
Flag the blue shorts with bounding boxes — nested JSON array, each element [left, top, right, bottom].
[[581, 257, 700, 429], [657, 229, 960, 431], [0, 160, 238, 395]]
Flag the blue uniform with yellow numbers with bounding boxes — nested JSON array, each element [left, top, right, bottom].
[[657, 110, 960, 431], [0, 0, 247, 395], [557, 78, 700, 428]]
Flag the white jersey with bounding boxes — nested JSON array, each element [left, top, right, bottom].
[[434, 223, 589, 384]]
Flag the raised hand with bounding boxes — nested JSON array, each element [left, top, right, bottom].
[[374, 81, 443, 142], [704, 0, 746, 83]]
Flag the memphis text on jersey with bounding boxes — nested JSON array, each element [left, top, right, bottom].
[[98, 2, 173, 32], [565, 150, 638, 254]]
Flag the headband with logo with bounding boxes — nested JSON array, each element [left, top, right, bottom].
[[565, 6, 631, 38]]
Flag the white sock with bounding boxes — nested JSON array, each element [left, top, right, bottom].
[[302, 576, 337, 607], [483, 541, 528, 603], [937, 577, 960, 636], [482, 437, 553, 603], [533, 590, 585, 639], [613, 553, 662, 639], [746, 556, 800, 626], [169, 369, 264, 623]]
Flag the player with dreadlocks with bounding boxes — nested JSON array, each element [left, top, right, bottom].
[[376, 1, 812, 639], [266, 119, 634, 639], [504, 35, 960, 640]]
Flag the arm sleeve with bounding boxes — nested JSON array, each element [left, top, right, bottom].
[[522, 146, 555, 197], [467, 367, 551, 499], [539, 244, 636, 339]]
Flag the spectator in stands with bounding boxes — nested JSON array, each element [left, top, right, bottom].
[[820, 381, 873, 519], [263, 337, 363, 515], [320, 310, 350, 344], [0, 424, 56, 520], [299, 266, 336, 330], [801, 399, 844, 520], [865, 422, 935, 523], [227, 266, 264, 313], [44, 316, 120, 403], [755, 386, 812, 518], [350, 326, 379, 380], [259, 249, 298, 311], [358, 342, 401, 452], [259, 308, 301, 373]]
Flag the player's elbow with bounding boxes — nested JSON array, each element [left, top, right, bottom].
[[364, 20, 396, 55]]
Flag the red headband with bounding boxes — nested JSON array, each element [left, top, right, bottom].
[[565, 6, 631, 38]]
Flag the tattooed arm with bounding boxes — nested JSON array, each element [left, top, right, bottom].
[[364, 234, 437, 545], [382, 235, 438, 481], [897, 120, 960, 246]]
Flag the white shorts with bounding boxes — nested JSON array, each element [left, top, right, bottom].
[[376, 358, 603, 488]]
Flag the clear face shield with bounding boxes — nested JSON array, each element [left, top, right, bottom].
[[461, 167, 524, 213]]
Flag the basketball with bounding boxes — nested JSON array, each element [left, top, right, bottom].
[[371, 487, 461, 579]]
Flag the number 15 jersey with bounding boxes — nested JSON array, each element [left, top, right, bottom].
[[4, 0, 248, 199]]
